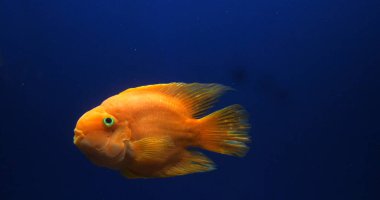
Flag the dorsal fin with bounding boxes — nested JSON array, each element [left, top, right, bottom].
[[120, 83, 231, 118]]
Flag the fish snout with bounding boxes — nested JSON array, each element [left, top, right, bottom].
[[73, 128, 84, 145]]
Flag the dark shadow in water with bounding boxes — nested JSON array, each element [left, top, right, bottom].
[[230, 66, 290, 104], [231, 67, 249, 84]]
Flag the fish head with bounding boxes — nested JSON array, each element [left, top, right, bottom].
[[74, 106, 130, 169]]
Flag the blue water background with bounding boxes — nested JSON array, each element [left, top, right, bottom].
[[0, 1, 379, 200]]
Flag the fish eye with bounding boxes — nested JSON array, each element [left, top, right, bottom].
[[103, 117, 115, 127]]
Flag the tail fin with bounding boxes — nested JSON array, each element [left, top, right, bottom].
[[197, 105, 250, 157]]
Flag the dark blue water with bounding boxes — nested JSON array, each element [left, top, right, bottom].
[[1, 1, 379, 199]]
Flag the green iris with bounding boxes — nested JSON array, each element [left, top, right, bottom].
[[103, 117, 115, 127]]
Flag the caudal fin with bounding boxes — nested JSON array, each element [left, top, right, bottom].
[[197, 105, 250, 157]]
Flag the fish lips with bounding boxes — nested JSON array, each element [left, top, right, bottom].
[[73, 128, 84, 145]]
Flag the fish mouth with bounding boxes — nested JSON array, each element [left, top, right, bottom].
[[73, 128, 84, 145]]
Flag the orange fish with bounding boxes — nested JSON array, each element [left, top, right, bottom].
[[74, 83, 250, 178]]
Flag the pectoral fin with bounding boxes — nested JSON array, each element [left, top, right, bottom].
[[130, 136, 175, 163]]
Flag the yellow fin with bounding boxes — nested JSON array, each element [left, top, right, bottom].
[[120, 83, 231, 118], [131, 136, 175, 163], [198, 104, 250, 157], [156, 151, 215, 177]]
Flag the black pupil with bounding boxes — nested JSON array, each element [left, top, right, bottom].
[[105, 118, 112, 124]]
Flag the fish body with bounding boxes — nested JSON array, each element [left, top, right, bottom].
[[74, 83, 250, 178]]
